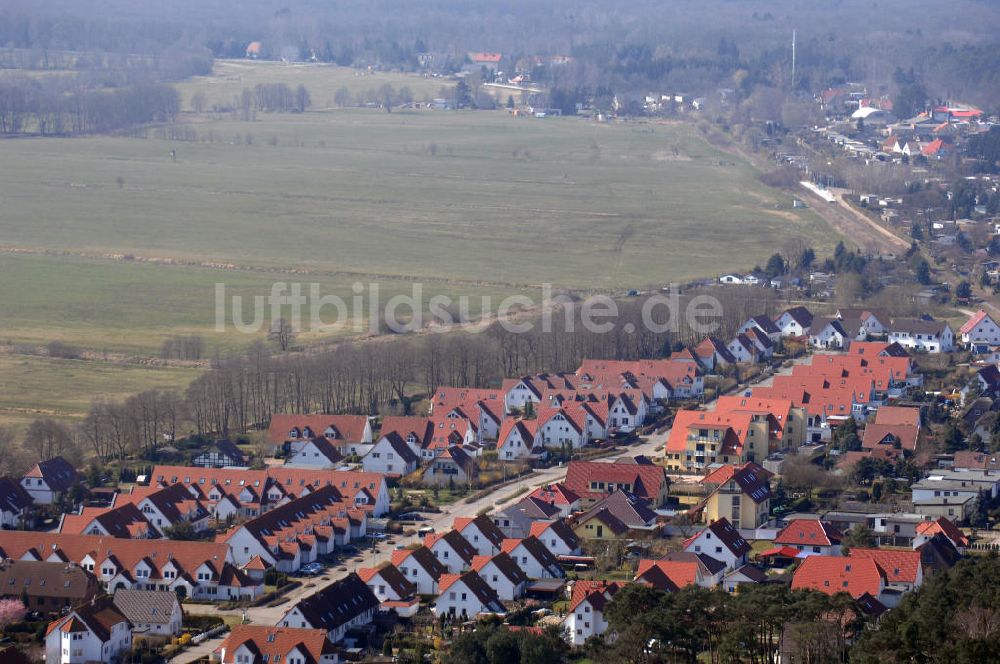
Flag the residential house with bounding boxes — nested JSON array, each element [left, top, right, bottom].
[[887, 318, 954, 353], [430, 387, 505, 443], [362, 432, 418, 476], [0, 477, 34, 529], [699, 462, 772, 529], [791, 556, 886, 604], [469, 553, 529, 601], [564, 580, 621, 646], [740, 316, 782, 343], [111, 590, 182, 639], [390, 546, 447, 595], [694, 337, 736, 372], [952, 450, 1000, 472], [22, 457, 78, 505], [219, 626, 339, 664], [774, 307, 813, 337], [959, 310, 1000, 351], [491, 497, 560, 538], [563, 458, 671, 507], [728, 333, 763, 363], [191, 440, 246, 469], [682, 518, 750, 571], [57, 503, 159, 539], [220, 485, 365, 571], [452, 515, 506, 557], [722, 565, 767, 592], [279, 573, 379, 644], [268, 414, 373, 458], [432, 571, 505, 619], [862, 422, 919, 454], [774, 519, 843, 555], [496, 419, 541, 460], [529, 519, 582, 557], [573, 490, 660, 539], [425, 530, 478, 574], [358, 564, 419, 617], [500, 536, 564, 579], [847, 548, 923, 595], [536, 407, 589, 449], [659, 551, 726, 587], [809, 318, 849, 349], [912, 516, 968, 552], [0, 532, 260, 602], [835, 308, 890, 340], [525, 483, 580, 517], [634, 558, 709, 590], [121, 483, 211, 534], [0, 560, 99, 614], [45, 595, 132, 664], [285, 437, 345, 468], [423, 446, 478, 487]]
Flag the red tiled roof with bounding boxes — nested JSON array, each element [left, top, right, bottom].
[[848, 548, 921, 585], [862, 423, 918, 452], [267, 414, 369, 445], [915, 517, 968, 547], [791, 555, 883, 599], [563, 460, 667, 503], [775, 520, 843, 547], [220, 626, 335, 664], [873, 406, 920, 428]]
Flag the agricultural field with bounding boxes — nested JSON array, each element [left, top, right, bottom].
[[175, 59, 454, 110], [0, 60, 840, 429], [0, 353, 202, 433], [0, 105, 835, 294]]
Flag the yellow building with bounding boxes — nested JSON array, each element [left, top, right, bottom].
[[700, 462, 772, 529]]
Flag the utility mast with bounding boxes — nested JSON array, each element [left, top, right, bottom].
[[791, 29, 796, 91]]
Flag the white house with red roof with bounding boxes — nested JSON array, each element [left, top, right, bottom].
[[362, 431, 419, 476], [682, 518, 750, 571], [45, 596, 132, 664], [452, 515, 506, 557], [391, 546, 447, 595], [501, 536, 564, 579], [497, 419, 540, 460], [775, 519, 843, 556], [219, 626, 339, 664], [564, 580, 621, 646], [358, 564, 420, 617], [913, 516, 968, 552], [432, 571, 505, 619], [959, 309, 1000, 351], [536, 407, 589, 449], [529, 519, 582, 557], [470, 552, 529, 600], [847, 548, 923, 596], [424, 530, 478, 574], [268, 414, 373, 457], [774, 307, 813, 337]]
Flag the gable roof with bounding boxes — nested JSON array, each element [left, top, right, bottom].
[[377, 431, 419, 464], [0, 477, 33, 514], [915, 516, 968, 547], [775, 520, 843, 547], [526, 483, 580, 507], [425, 530, 479, 564], [847, 548, 921, 585], [287, 572, 378, 630], [469, 552, 529, 586], [391, 546, 448, 579], [0, 560, 98, 603], [873, 406, 920, 428], [747, 315, 781, 335], [959, 309, 991, 334], [25, 457, 77, 492], [694, 518, 750, 558], [59, 503, 158, 539], [509, 496, 561, 520], [500, 535, 560, 570], [791, 555, 884, 599], [568, 579, 622, 612], [778, 306, 813, 328], [47, 595, 130, 642], [576, 489, 658, 529], [453, 515, 506, 550], [357, 564, 416, 598], [268, 414, 370, 445], [564, 460, 668, 503], [861, 423, 919, 453], [635, 559, 701, 590], [221, 626, 336, 664], [529, 519, 580, 550], [112, 589, 180, 625], [438, 571, 505, 612]]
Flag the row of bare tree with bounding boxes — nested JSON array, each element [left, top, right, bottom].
[[2, 289, 777, 470]]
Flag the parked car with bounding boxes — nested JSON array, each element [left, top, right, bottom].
[[299, 562, 323, 576]]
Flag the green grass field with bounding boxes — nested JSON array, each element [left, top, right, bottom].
[[0, 109, 833, 290], [176, 59, 453, 111], [0, 354, 202, 432], [0, 253, 520, 354]]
